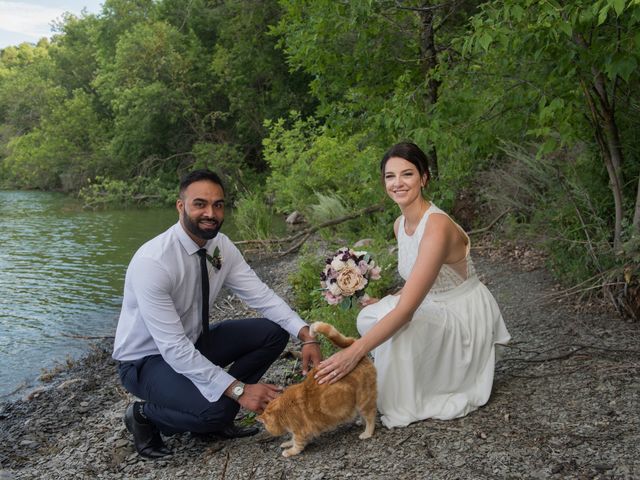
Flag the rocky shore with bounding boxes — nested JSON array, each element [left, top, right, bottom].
[[1, 246, 639, 479]]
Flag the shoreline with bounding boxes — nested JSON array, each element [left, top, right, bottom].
[[1, 248, 639, 479]]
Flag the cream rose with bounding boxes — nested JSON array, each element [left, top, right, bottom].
[[331, 257, 346, 271], [336, 265, 367, 296], [328, 280, 342, 296]]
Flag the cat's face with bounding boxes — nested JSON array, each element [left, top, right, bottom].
[[257, 409, 287, 436]]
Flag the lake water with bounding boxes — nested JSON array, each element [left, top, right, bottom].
[[0, 190, 243, 401]]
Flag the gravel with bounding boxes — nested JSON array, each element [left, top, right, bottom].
[[1, 245, 638, 479]]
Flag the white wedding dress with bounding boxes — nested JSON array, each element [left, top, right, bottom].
[[357, 204, 511, 428]]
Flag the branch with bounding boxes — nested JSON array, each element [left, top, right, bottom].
[[393, 1, 454, 12], [467, 209, 511, 236], [235, 204, 385, 252]]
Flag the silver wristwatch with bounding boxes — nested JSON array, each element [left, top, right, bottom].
[[231, 381, 245, 401]]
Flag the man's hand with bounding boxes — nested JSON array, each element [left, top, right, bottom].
[[298, 326, 323, 376], [301, 342, 322, 376], [236, 383, 282, 414]]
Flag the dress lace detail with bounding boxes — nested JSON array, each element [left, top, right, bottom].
[[397, 204, 477, 295]]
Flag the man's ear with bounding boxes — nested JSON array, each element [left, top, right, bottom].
[[176, 198, 183, 214]]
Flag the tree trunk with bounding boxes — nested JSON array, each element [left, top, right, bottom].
[[418, 4, 440, 179], [633, 174, 640, 234], [580, 79, 625, 251]]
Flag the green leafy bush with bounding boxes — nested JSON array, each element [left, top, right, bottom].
[[78, 175, 176, 209], [263, 113, 383, 216], [232, 190, 275, 241]]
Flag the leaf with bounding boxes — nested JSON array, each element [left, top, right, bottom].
[[612, 0, 626, 16], [559, 22, 573, 37], [607, 54, 638, 82], [541, 138, 558, 154], [478, 32, 493, 51], [339, 297, 352, 310], [598, 4, 611, 25], [511, 5, 525, 21]]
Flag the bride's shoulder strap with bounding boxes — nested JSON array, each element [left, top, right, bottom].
[[393, 215, 404, 238]]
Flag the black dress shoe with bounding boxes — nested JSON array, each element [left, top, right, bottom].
[[212, 424, 260, 439], [124, 403, 172, 459]]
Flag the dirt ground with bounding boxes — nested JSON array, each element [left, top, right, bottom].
[[1, 245, 638, 479]]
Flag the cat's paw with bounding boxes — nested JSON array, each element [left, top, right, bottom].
[[359, 431, 373, 439], [279, 440, 294, 448], [282, 447, 303, 457]]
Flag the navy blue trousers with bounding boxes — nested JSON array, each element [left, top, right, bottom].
[[118, 318, 289, 435]]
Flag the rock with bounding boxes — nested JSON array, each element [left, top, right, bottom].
[[19, 440, 38, 448], [56, 378, 83, 390], [114, 439, 129, 449], [285, 211, 304, 224], [353, 238, 374, 248]]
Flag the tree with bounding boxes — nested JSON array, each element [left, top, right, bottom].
[[465, 0, 640, 250]]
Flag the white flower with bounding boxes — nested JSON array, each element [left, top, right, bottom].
[[331, 258, 346, 271], [328, 281, 342, 296]]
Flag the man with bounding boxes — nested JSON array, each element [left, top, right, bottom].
[[113, 169, 322, 459]]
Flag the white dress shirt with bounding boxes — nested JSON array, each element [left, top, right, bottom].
[[113, 222, 307, 402]]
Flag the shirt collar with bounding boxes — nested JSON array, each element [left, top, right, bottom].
[[173, 222, 213, 256]]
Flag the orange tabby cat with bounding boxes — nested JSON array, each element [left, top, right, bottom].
[[257, 321, 377, 457]]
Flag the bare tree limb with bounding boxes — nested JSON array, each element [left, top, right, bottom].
[[467, 209, 511, 236], [235, 204, 386, 255]]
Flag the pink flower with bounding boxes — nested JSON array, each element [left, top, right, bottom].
[[323, 290, 342, 305], [357, 260, 369, 275], [369, 265, 381, 280]]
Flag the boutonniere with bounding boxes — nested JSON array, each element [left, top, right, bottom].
[[206, 246, 223, 270]]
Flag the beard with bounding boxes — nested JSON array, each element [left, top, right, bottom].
[[182, 212, 223, 240]]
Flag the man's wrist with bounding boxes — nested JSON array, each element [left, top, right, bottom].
[[226, 380, 246, 401], [231, 381, 245, 401], [297, 325, 315, 343]]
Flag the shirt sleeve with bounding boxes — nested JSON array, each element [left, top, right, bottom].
[[129, 256, 235, 402], [222, 241, 308, 338]]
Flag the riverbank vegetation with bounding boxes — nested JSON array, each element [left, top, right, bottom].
[[0, 0, 638, 317]]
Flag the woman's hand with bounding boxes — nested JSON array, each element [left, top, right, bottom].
[[315, 344, 365, 384]]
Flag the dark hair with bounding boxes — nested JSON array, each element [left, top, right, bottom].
[[179, 169, 225, 196], [380, 142, 430, 182]]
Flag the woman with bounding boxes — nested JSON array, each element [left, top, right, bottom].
[[315, 142, 511, 428]]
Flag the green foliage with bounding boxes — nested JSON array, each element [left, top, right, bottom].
[[308, 193, 349, 226], [0, 0, 314, 200], [232, 190, 275, 241], [1, 89, 109, 190], [263, 113, 383, 215], [78, 175, 176, 209]]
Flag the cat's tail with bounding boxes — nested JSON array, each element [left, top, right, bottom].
[[309, 321, 355, 348]]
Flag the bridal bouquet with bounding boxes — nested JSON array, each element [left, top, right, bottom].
[[320, 247, 381, 309]]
